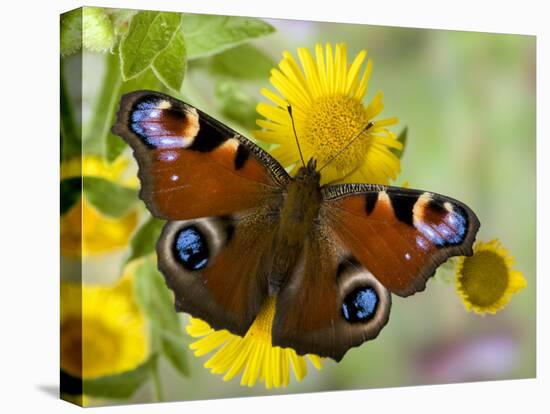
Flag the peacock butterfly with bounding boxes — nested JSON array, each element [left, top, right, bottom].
[[112, 90, 480, 361]]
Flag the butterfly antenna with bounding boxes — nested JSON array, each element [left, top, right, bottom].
[[287, 105, 306, 168], [318, 121, 375, 173]]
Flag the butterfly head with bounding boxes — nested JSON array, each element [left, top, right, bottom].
[[295, 158, 321, 187]]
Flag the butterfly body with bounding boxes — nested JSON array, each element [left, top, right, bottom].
[[113, 90, 480, 361], [268, 158, 321, 294]]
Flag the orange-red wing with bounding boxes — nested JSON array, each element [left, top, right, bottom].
[[322, 184, 480, 297], [112, 90, 289, 220]]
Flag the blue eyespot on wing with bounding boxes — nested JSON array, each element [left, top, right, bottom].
[[173, 226, 209, 271], [342, 287, 379, 323]]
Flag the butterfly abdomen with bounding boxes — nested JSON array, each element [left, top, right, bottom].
[[267, 166, 322, 294]]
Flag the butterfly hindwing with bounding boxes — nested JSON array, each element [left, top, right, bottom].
[[272, 225, 391, 361], [112, 90, 289, 220], [321, 184, 480, 297], [157, 207, 278, 336]]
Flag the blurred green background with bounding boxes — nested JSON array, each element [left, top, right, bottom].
[[61, 8, 535, 406]]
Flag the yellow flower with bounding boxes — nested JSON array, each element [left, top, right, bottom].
[[186, 297, 323, 388], [255, 43, 401, 185], [455, 239, 527, 315], [60, 272, 148, 380], [60, 155, 136, 184], [60, 156, 138, 257]]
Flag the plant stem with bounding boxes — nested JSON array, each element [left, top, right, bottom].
[[151, 358, 164, 402], [83, 50, 123, 157], [60, 58, 81, 160], [150, 325, 165, 402]]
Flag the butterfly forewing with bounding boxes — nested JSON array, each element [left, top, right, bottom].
[[112, 90, 289, 220], [321, 184, 480, 297]]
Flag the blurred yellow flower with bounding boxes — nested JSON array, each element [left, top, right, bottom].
[[186, 297, 323, 388], [255, 42, 401, 185], [60, 271, 148, 379], [60, 156, 138, 257], [455, 239, 526, 315]]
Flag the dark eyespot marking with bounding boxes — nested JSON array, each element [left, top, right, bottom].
[[234, 144, 250, 170], [388, 191, 419, 226], [365, 192, 378, 215], [173, 226, 209, 271], [342, 287, 379, 323], [336, 256, 361, 279]]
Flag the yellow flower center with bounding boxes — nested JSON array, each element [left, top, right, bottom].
[[460, 251, 509, 307], [302, 95, 370, 172], [246, 296, 276, 343]]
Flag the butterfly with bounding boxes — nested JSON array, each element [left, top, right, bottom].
[[112, 90, 480, 362]]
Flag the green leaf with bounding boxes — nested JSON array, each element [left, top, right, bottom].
[[152, 31, 187, 92], [126, 217, 165, 264], [212, 43, 275, 79], [60, 9, 82, 57], [134, 260, 180, 333], [84, 50, 122, 157], [183, 14, 275, 59], [82, 355, 157, 399], [82, 7, 115, 52], [215, 81, 258, 130], [105, 132, 127, 162], [60, 177, 81, 215], [120, 11, 183, 80], [135, 260, 189, 377], [83, 177, 137, 217], [158, 329, 189, 376], [391, 127, 408, 159]]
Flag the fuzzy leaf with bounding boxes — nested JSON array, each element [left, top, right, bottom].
[[82, 355, 157, 399], [82, 7, 115, 52], [212, 43, 274, 79], [108, 9, 137, 37], [183, 14, 275, 59], [120, 11, 182, 80], [126, 217, 165, 264], [83, 177, 137, 217], [60, 9, 82, 57], [152, 31, 187, 92]]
